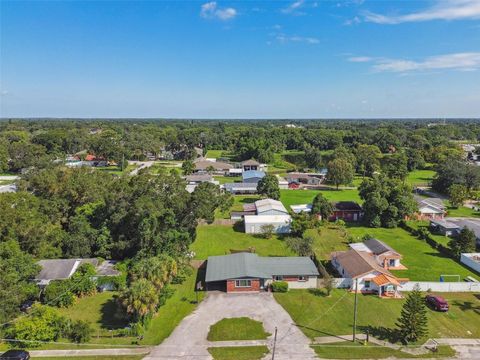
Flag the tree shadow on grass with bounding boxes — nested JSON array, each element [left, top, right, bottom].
[[358, 325, 402, 344], [296, 324, 347, 339], [451, 300, 480, 315], [100, 294, 129, 330]]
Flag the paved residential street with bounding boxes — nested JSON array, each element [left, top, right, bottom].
[[144, 292, 317, 360]]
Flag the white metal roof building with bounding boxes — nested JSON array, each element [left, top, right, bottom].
[[244, 214, 292, 234], [254, 198, 288, 215]]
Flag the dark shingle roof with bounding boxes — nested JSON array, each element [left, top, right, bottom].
[[363, 238, 396, 255], [333, 201, 363, 211], [205, 253, 319, 282]]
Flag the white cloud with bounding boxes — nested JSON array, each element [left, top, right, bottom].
[[348, 56, 372, 62], [348, 52, 480, 73], [364, 0, 480, 24], [276, 34, 320, 44], [281, 0, 306, 15], [200, 2, 237, 21], [344, 16, 361, 25]]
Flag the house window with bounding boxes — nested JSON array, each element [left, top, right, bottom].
[[273, 275, 283, 281], [235, 279, 252, 288], [389, 259, 396, 267], [298, 276, 307, 281], [364, 280, 371, 288]]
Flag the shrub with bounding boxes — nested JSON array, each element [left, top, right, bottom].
[[5, 304, 65, 347], [43, 280, 75, 308], [271, 281, 288, 293], [67, 320, 92, 343]]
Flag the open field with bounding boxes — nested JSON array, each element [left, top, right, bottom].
[[446, 206, 480, 217], [346, 225, 479, 281], [208, 346, 269, 360], [280, 189, 362, 209], [207, 317, 270, 341], [274, 290, 480, 341], [407, 169, 436, 186], [192, 225, 293, 259], [311, 342, 455, 359]]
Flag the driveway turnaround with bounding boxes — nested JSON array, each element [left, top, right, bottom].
[[144, 292, 317, 360]]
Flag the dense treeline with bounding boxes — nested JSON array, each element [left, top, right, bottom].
[[1, 119, 480, 171]]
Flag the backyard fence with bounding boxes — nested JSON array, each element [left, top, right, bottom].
[[331, 278, 480, 292], [401, 281, 480, 292]]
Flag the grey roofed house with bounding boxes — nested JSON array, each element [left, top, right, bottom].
[[242, 170, 266, 183], [184, 174, 214, 183], [205, 252, 319, 282], [224, 182, 258, 193], [414, 195, 446, 210], [445, 218, 480, 245], [35, 258, 99, 285], [253, 198, 288, 215]]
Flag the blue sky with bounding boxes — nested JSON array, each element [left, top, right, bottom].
[[1, 0, 479, 118]]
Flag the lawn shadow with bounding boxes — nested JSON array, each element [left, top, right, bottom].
[[99, 294, 129, 330], [296, 324, 346, 339], [451, 300, 480, 315], [233, 221, 244, 233], [358, 325, 402, 344]]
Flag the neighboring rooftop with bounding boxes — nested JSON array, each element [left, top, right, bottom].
[[224, 182, 258, 190], [254, 198, 288, 214], [242, 170, 266, 180], [185, 174, 213, 182], [205, 253, 319, 282], [195, 159, 233, 171], [414, 195, 446, 211], [333, 201, 363, 211], [35, 258, 99, 282], [430, 218, 460, 229], [241, 159, 260, 166], [332, 249, 390, 278], [244, 214, 292, 224]]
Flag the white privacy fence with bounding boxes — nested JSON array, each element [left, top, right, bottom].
[[330, 278, 480, 292], [401, 281, 480, 292]]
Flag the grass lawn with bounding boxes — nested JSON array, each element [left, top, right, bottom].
[[446, 206, 480, 218], [311, 342, 455, 359], [346, 225, 479, 281], [20, 269, 204, 350], [208, 346, 269, 360], [305, 226, 349, 260], [279, 189, 361, 209], [32, 357, 144, 360], [215, 195, 260, 219], [192, 225, 293, 259], [407, 169, 436, 186], [205, 150, 225, 158], [407, 221, 451, 247], [207, 317, 270, 341], [274, 289, 480, 341]]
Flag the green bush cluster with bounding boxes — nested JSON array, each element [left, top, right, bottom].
[[271, 281, 288, 293]]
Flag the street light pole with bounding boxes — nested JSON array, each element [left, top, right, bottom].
[[353, 278, 358, 342]]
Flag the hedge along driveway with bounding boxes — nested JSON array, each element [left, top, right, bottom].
[[346, 226, 479, 281], [192, 225, 294, 259]]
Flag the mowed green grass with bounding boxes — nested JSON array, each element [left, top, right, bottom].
[[207, 317, 270, 341], [305, 226, 350, 260], [280, 189, 361, 209], [215, 194, 260, 219], [274, 290, 480, 340], [446, 206, 480, 218], [192, 225, 293, 259], [205, 150, 225, 158], [407, 169, 436, 186], [311, 342, 455, 359], [347, 226, 479, 281], [33, 357, 144, 360], [208, 346, 269, 360]]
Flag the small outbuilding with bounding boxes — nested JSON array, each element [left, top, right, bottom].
[[244, 214, 292, 234]]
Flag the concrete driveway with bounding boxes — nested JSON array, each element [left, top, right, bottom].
[[144, 292, 316, 360]]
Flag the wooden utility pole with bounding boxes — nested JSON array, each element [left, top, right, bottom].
[[271, 327, 278, 360], [353, 278, 358, 342]]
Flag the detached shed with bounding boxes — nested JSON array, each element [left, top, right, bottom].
[[244, 215, 291, 234]]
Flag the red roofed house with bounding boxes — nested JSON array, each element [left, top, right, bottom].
[[329, 201, 364, 222]]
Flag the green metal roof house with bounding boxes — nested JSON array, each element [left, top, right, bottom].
[[205, 253, 319, 292]]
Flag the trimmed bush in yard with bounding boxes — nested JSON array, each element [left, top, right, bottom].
[[271, 281, 288, 292]]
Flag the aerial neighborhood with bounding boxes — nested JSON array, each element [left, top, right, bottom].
[[1, 119, 480, 360]]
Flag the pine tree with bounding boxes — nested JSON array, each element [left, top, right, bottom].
[[396, 286, 428, 343]]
